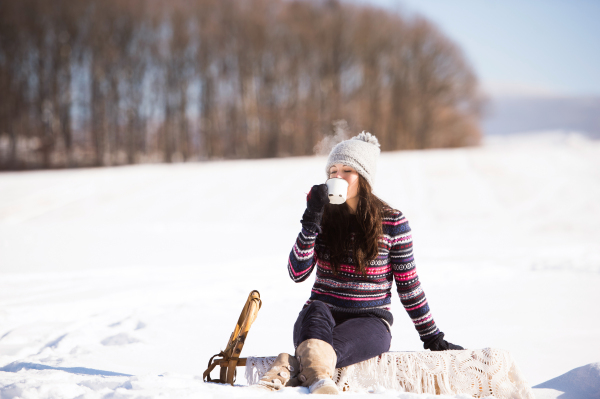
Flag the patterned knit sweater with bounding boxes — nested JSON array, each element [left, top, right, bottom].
[[288, 208, 440, 343]]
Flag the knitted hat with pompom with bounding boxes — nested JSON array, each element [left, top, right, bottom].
[[325, 131, 381, 188]]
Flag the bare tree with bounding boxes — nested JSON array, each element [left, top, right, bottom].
[[0, 0, 482, 170]]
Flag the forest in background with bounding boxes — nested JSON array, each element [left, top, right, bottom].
[[0, 0, 482, 170]]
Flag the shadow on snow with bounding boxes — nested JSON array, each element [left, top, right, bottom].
[[0, 362, 132, 377]]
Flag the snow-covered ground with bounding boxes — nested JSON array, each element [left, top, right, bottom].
[[1, 131, 599, 399]]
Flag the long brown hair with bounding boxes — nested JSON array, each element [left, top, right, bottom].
[[320, 175, 392, 276]]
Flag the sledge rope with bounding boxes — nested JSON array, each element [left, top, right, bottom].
[[245, 348, 535, 398]]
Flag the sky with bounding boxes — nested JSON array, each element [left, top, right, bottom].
[[352, 0, 600, 97]]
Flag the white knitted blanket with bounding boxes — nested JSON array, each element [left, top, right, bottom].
[[245, 348, 534, 398]]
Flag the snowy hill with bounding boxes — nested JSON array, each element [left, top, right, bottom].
[[1, 131, 599, 398]]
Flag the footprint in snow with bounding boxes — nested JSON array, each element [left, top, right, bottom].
[[135, 321, 147, 330], [101, 332, 140, 346], [108, 318, 147, 330]]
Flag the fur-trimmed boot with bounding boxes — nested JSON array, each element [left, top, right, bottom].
[[296, 339, 339, 395], [256, 353, 300, 391]]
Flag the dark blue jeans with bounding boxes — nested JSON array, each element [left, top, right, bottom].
[[293, 300, 392, 368]]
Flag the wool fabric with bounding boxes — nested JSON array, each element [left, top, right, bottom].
[[325, 132, 380, 188], [288, 207, 441, 344]]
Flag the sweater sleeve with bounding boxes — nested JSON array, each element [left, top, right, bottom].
[[389, 211, 441, 342], [287, 226, 319, 282]]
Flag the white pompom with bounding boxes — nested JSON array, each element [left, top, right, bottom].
[[352, 131, 380, 147]]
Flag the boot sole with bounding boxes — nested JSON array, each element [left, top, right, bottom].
[[309, 379, 339, 395]]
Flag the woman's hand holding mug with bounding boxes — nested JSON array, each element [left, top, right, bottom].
[[306, 184, 329, 212], [301, 181, 349, 233], [301, 184, 328, 233]]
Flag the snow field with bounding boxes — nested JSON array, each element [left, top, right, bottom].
[[0, 131, 599, 398]]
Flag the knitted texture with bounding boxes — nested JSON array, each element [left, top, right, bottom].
[[245, 349, 535, 398], [288, 208, 440, 343], [325, 132, 381, 188]]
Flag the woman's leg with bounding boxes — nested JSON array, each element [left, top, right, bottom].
[[259, 302, 335, 391], [332, 315, 391, 368], [293, 301, 340, 394], [293, 301, 336, 349]]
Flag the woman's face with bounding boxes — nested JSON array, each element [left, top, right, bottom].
[[328, 163, 360, 200]]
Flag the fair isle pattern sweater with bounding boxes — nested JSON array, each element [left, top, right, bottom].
[[288, 208, 440, 342]]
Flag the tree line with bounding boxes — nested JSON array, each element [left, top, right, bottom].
[[0, 0, 483, 170]]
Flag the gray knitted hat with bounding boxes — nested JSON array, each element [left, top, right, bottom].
[[325, 131, 381, 188]]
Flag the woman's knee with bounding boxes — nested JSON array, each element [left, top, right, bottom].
[[299, 301, 334, 323], [293, 301, 336, 348]]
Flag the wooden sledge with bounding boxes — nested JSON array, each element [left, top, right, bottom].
[[203, 290, 262, 385]]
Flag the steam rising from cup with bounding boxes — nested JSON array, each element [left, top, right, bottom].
[[313, 120, 350, 156]]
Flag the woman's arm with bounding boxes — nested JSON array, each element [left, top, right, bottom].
[[389, 211, 463, 350], [287, 226, 319, 282], [287, 184, 328, 283], [388, 211, 441, 342]]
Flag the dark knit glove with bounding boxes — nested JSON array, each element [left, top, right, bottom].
[[301, 184, 328, 233], [423, 332, 464, 351]]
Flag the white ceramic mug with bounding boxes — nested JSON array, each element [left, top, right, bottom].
[[326, 178, 349, 204]]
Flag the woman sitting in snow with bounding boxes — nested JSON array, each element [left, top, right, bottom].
[[259, 132, 463, 394]]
